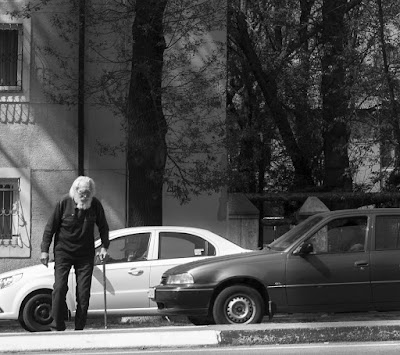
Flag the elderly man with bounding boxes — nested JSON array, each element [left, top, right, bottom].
[[40, 176, 110, 331]]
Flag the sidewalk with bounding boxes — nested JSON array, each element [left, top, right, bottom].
[[2, 312, 400, 352]]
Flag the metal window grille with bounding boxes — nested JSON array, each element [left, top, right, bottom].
[[0, 23, 23, 92], [0, 179, 20, 242]]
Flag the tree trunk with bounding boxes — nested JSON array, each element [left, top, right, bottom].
[[321, 0, 352, 191], [126, 0, 168, 226]]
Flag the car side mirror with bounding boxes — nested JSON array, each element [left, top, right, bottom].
[[293, 242, 313, 256]]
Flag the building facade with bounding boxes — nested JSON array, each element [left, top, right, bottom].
[[0, 0, 230, 273]]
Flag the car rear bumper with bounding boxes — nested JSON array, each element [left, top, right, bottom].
[[153, 286, 214, 316]]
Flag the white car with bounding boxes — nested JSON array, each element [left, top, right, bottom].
[[0, 226, 248, 332]]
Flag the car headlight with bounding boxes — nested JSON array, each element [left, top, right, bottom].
[[165, 273, 194, 285], [0, 273, 23, 289]]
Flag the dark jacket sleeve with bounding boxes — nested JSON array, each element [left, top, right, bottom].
[[95, 198, 110, 249], [41, 200, 63, 253]]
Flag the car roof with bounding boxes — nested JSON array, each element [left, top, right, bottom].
[[110, 225, 222, 235]]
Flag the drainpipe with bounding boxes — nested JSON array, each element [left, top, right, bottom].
[[78, 0, 86, 176]]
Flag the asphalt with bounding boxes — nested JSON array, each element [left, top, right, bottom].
[[2, 312, 400, 352]]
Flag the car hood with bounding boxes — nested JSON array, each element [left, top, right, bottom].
[[0, 262, 54, 279], [163, 248, 282, 276]]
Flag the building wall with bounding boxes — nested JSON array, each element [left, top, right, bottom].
[[0, 1, 228, 273], [350, 141, 382, 192], [0, 2, 80, 271]]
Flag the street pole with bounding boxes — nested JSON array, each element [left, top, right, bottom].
[[78, 0, 86, 176]]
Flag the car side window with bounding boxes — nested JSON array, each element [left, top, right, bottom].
[[158, 232, 216, 259], [375, 216, 400, 250], [95, 232, 150, 264], [307, 217, 367, 254]]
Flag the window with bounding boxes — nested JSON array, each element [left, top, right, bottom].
[[0, 168, 30, 257], [158, 232, 216, 259], [270, 215, 324, 251], [0, 23, 23, 92], [308, 217, 367, 254], [96, 233, 150, 264], [0, 179, 20, 244], [387, 46, 400, 70], [375, 216, 400, 250], [380, 140, 395, 168]]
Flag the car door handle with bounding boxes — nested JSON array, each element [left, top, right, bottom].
[[128, 269, 144, 276], [354, 261, 369, 267]]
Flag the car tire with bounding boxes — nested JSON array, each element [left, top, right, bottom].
[[187, 315, 215, 325], [18, 318, 32, 332], [21, 293, 53, 332], [213, 285, 264, 324]]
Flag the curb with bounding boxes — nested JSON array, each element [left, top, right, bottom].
[[2, 319, 400, 352], [218, 321, 400, 346]]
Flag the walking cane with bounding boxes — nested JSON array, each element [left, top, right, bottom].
[[101, 256, 108, 329]]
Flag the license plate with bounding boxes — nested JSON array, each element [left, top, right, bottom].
[[148, 287, 155, 299]]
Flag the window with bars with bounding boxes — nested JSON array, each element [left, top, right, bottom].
[[0, 179, 20, 242], [0, 23, 23, 92]]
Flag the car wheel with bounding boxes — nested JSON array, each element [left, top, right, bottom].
[[213, 285, 264, 324], [187, 315, 215, 325], [18, 318, 31, 332], [22, 293, 53, 332]]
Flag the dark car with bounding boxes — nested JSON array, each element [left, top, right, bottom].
[[151, 208, 400, 325]]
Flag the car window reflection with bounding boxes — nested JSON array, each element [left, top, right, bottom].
[[95, 233, 151, 264], [308, 217, 367, 254], [269, 215, 324, 251], [375, 215, 400, 250], [158, 232, 216, 259]]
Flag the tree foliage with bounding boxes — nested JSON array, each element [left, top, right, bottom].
[[11, 0, 400, 221], [227, 0, 400, 199]]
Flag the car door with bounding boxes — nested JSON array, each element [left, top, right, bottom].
[[148, 230, 217, 306], [370, 214, 400, 309], [88, 231, 152, 314], [285, 215, 371, 310]]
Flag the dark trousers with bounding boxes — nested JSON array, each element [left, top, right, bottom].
[[51, 254, 94, 330]]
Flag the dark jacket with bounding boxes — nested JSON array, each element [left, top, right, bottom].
[[41, 194, 110, 258]]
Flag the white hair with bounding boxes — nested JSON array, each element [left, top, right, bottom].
[[69, 176, 96, 198]]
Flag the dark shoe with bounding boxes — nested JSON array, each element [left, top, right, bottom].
[[49, 323, 66, 332]]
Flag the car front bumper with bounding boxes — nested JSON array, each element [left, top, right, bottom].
[[153, 286, 214, 316], [0, 284, 21, 320]]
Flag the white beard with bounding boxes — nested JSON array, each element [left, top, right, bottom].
[[74, 195, 93, 210]]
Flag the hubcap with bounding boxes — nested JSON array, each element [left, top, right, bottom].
[[226, 296, 254, 323], [34, 301, 51, 324]]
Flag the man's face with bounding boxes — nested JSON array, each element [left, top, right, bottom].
[[75, 184, 93, 209]]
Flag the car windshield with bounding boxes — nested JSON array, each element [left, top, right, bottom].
[[268, 215, 325, 251]]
